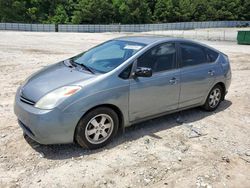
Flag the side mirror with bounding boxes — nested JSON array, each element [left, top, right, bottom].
[[134, 67, 152, 78]]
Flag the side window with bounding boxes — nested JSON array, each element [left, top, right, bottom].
[[180, 43, 207, 67], [137, 43, 176, 73], [205, 48, 219, 62], [119, 64, 132, 79]]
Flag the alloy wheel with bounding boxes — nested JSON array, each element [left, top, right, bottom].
[[85, 114, 114, 144], [209, 88, 221, 108]]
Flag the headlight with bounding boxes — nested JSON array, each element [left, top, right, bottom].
[[35, 86, 82, 110]]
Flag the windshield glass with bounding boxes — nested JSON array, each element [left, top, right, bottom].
[[72, 40, 145, 73]]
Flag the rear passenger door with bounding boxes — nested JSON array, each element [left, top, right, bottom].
[[178, 42, 216, 108]]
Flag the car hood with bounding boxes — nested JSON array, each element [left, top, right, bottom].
[[21, 62, 95, 102]]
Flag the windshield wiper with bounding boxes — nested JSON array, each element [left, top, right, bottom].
[[70, 59, 95, 74], [80, 64, 95, 74], [64, 59, 76, 68]]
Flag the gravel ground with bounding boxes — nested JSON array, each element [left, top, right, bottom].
[[0, 31, 249, 188]]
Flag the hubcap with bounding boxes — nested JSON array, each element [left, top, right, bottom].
[[209, 88, 221, 108], [85, 114, 114, 144]]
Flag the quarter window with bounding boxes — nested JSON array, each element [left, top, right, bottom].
[[119, 64, 132, 79], [205, 48, 219, 62], [137, 43, 176, 73], [180, 43, 207, 67]]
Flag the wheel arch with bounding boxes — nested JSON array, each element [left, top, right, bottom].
[[74, 104, 125, 142], [214, 82, 226, 100]]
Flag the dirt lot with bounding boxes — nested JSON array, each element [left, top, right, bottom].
[[0, 31, 249, 188]]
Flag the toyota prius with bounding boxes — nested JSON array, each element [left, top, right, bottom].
[[14, 36, 231, 149]]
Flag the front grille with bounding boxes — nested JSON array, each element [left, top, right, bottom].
[[20, 95, 35, 105]]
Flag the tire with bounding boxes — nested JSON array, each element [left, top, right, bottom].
[[203, 85, 223, 111], [75, 107, 119, 149]]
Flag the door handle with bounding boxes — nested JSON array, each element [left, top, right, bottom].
[[208, 70, 215, 76], [169, 77, 178, 84]]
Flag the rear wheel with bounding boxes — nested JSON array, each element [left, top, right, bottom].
[[75, 107, 119, 149], [203, 85, 223, 111]]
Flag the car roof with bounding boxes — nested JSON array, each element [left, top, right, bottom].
[[115, 36, 193, 45], [115, 36, 221, 53], [115, 36, 168, 45]]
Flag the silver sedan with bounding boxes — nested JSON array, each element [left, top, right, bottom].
[[14, 36, 231, 149]]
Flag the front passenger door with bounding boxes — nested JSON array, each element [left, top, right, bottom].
[[129, 43, 180, 122]]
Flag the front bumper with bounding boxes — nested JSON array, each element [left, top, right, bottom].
[[14, 88, 83, 145]]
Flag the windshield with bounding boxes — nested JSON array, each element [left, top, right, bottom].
[[72, 40, 145, 73]]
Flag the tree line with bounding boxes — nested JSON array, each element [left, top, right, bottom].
[[0, 0, 249, 24]]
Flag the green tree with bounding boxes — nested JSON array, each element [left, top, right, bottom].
[[113, 0, 152, 24], [178, 0, 196, 21], [242, 0, 250, 20], [0, 0, 249, 24], [189, 0, 215, 21], [146, 0, 157, 17], [210, 0, 241, 20], [47, 4, 69, 24], [0, 0, 27, 22], [72, 0, 114, 24], [154, 0, 173, 22]]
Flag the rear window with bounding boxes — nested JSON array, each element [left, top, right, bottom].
[[205, 48, 219, 62]]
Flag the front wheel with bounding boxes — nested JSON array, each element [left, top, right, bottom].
[[75, 107, 119, 149], [203, 85, 223, 111]]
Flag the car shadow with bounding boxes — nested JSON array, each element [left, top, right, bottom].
[[25, 100, 232, 160]]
